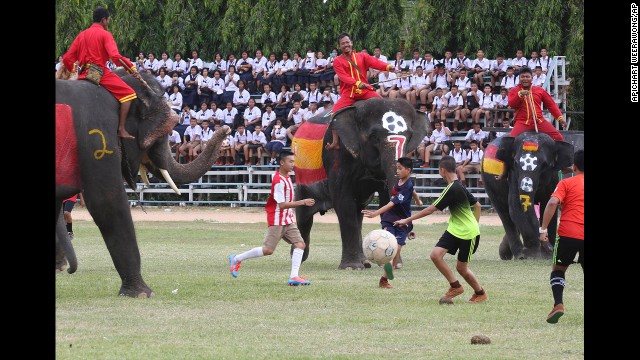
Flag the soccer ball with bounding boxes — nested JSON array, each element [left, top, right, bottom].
[[363, 229, 398, 266]]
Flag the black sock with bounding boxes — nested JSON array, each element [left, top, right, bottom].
[[475, 288, 485, 295], [550, 270, 565, 306], [66, 223, 73, 233], [450, 280, 461, 288]]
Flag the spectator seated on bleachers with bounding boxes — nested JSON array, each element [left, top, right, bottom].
[[266, 119, 287, 165], [419, 121, 453, 168], [457, 139, 484, 187], [464, 122, 489, 150]]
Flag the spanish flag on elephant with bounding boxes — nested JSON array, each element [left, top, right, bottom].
[[293, 122, 329, 185]]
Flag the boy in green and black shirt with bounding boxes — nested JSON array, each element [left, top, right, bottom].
[[394, 156, 487, 304]]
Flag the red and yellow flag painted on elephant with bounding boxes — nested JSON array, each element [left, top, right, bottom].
[[293, 122, 329, 185], [56, 104, 81, 188], [481, 144, 504, 176], [522, 141, 538, 152]]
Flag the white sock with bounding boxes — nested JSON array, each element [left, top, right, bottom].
[[290, 248, 304, 278], [235, 247, 264, 262]]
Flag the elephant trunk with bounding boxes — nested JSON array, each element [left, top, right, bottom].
[[56, 208, 77, 274], [513, 182, 543, 253], [147, 125, 231, 184]]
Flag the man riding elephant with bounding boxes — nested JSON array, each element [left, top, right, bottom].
[[325, 32, 395, 151], [63, 7, 138, 140]]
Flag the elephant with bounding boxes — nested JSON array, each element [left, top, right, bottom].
[[292, 97, 429, 269], [480, 130, 577, 260], [56, 70, 230, 297]]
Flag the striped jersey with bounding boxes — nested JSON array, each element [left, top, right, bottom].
[[266, 171, 295, 226]]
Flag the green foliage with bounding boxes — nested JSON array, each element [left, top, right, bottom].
[[55, 0, 584, 128]]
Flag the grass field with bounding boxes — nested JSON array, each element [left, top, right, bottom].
[[56, 220, 584, 359]]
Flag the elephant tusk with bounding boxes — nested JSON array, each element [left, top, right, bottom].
[[139, 165, 151, 186], [160, 168, 181, 195]]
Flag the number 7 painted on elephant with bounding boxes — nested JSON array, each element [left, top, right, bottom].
[[386, 135, 406, 160]]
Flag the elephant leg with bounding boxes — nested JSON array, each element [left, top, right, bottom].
[[83, 181, 154, 298], [501, 209, 525, 260], [334, 198, 367, 270], [498, 235, 513, 260]]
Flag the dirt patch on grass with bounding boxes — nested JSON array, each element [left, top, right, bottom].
[[71, 206, 503, 226]]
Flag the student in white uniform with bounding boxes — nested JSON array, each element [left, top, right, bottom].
[[251, 49, 268, 93], [243, 98, 262, 133]]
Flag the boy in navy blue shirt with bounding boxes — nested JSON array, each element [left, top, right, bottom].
[[362, 157, 420, 288]]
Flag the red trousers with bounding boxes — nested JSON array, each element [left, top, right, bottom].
[[332, 88, 381, 113], [509, 119, 563, 141], [79, 70, 137, 103]]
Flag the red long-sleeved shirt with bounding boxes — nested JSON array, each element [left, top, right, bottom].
[[507, 84, 562, 125], [334, 52, 391, 99], [63, 23, 134, 73]]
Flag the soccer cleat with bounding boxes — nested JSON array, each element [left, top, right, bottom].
[[546, 304, 565, 324], [383, 262, 394, 280], [229, 254, 241, 278], [443, 285, 464, 299], [467, 292, 487, 303], [288, 276, 310, 286], [379, 276, 393, 289], [67, 232, 74, 240]]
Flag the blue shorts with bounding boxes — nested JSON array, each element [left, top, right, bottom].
[[381, 221, 409, 246], [63, 199, 76, 213]]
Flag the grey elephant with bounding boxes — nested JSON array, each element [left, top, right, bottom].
[[56, 71, 230, 297], [481, 131, 576, 260], [292, 97, 429, 269]]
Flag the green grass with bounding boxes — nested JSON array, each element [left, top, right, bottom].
[[56, 220, 584, 359]]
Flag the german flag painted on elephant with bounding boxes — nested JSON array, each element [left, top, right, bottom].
[[56, 104, 81, 188], [481, 144, 504, 176], [293, 122, 329, 185], [522, 141, 538, 152]]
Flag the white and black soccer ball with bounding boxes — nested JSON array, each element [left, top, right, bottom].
[[381, 111, 407, 134], [363, 229, 398, 266], [520, 177, 534, 192], [519, 153, 537, 171]]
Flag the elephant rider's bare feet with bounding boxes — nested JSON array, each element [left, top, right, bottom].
[[119, 129, 135, 140], [325, 141, 340, 151]]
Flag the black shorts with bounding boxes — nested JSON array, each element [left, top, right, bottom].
[[553, 236, 584, 266], [435, 230, 479, 262], [63, 199, 76, 213]]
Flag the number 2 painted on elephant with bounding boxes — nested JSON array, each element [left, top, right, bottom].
[[386, 135, 406, 160]]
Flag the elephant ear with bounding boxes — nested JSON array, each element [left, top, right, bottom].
[[333, 107, 360, 158], [495, 136, 515, 162], [405, 110, 429, 155], [554, 140, 574, 170]]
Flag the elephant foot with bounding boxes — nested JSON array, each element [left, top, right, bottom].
[[118, 288, 156, 299], [56, 260, 69, 274], [498, 236, 513, 260], [339, 260, 366, 270], [118, 284, 155, 298]]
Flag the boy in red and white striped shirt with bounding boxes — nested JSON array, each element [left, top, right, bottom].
[[228, 150, 316, 285]]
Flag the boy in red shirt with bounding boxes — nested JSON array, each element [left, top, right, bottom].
[[228, 150, 316, 286], [539, 149, 584, 324]]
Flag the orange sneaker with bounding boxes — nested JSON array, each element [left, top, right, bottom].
[[443, 285, 464, 299], [546, 304, 564, 324], [467, 292, 487, 303], [379, 277, 393, 289]]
